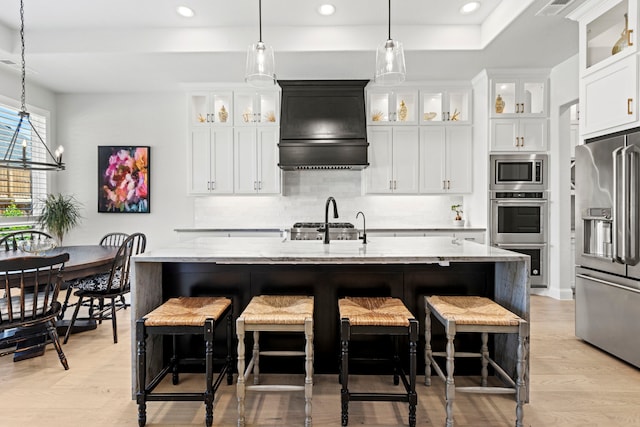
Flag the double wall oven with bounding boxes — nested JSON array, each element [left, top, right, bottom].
[[490, 154, 548, 287]]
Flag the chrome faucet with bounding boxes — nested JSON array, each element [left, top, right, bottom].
[[323, 196, 339, 244], [356, 211, 367, 244]]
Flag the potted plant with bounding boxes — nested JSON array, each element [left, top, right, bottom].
[[38, 193, 82, 244], [451, 204, 465, 227]]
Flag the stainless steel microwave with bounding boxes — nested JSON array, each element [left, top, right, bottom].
[[490, 154, 547, 191]]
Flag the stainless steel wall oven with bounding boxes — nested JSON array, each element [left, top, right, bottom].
[[490, 191, 548, 244]]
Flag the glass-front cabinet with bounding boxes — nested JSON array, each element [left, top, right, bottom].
[[581, 0, 637, 72], [189, 92, 233, 127], [367, 89, 418, 125], [233, 90, 280, 126], [419, 87, 471, 123], [491, 77, 547, 117]]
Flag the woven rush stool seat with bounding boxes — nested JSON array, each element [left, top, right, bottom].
[[338, 297, 418, 427], [136, 297, 233, 427], [425, 296, 529, 427], [236, 295, 314, 427]]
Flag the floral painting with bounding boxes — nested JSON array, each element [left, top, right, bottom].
[[98, 146, 149, 213]]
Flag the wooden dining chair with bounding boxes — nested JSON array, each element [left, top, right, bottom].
[[0, 253, 70, 369], [0, 230, 53, 252], [60, 232, 130, 319], [64, 233, 146, 344]]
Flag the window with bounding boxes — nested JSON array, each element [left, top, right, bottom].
[[0, 102, 48, 224]]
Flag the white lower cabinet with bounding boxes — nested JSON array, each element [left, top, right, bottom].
[[419, 126, 472, 193], [366, 126, 420, 194], [234, 127, 281, 194], [581, 54, 638, 136], [189, 128, 234, 194], [490, 118, 547, 152]]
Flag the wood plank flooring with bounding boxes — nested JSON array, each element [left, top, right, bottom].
[[1, 295, 639, 426]]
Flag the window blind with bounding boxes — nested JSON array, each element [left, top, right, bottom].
[[0, 103, 48, 220]]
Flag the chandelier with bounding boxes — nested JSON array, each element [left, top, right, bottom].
[[2, 0, 64, 171]]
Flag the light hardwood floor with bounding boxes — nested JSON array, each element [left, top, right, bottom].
[[1, 295, 639, 426]]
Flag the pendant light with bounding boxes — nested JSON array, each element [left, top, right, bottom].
[[374, 0, 406, 85], [245, 0, 276, 87], [2, 0, 64, 171]]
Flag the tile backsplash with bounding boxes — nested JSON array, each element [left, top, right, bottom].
[[194, 170, 463, 228]]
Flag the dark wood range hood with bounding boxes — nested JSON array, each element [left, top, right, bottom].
[[278, 80, 369, 170]]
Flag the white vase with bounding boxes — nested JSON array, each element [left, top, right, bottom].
[[453, 219, 465, 227]]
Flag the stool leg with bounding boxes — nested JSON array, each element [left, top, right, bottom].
[[253, 331, 260, 385], [204, 319, 215, 427], [135, 320, 147, 427], [424, 302, 432, 386], [304, 317, 313, 427], [393, 335, 400, 386], [236, 318, 246, 427], [340, 318, 350, 427], [481, 332, 489, 387], [408, 319, 418, 427], [226, 308, 234, 386], [171, 335, 179, 385], [516, 322, 529, 427], [445, 323, 456, 427]]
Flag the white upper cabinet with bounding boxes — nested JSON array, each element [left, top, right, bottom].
[[189, 128, 234, 194], [233, 90, 280, 126], [490, 118, 548, 152], [234, 127, 281, 194], [367, 88, 419, 125], [490, 77, 548, 118], [572, 0, 638, 73], [189, 91, 233, 127], [420, 126, 472, 193], [366, 126, 420, 194], [419, 87, 472, 124]]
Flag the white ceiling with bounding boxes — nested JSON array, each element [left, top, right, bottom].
[[0, 0, 583, 93]]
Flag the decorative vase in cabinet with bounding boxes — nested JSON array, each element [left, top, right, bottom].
[[495, 94, 505, 114]]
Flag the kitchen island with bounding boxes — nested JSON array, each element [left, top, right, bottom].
[[130, 236, 529, 395]]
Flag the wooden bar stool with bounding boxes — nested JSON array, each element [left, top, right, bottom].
[[236, 295, 314, 427], [339, 297, 418, 427], [424, 295, 529, 427], [135, 297, 233, 427]]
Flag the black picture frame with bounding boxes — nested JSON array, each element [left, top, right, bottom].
[[97, 146, 150, 213]]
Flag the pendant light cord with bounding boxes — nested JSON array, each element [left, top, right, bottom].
[[19, 0, 26, 113], [387, 0, 391, 40], [258, 0, 263, 43]]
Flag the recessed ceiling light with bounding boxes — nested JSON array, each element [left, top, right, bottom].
[[318, 4, 336, 16], [176, 6, 195, 18], [459, 1, 481, 15]]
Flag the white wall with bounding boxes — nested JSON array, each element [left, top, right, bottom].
[[544, 53, 579, 300], [54, 93, 193, 250]]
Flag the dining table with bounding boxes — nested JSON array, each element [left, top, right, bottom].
[[0, 244, 119, 361]]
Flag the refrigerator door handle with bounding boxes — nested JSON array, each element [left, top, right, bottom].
[[622, 144, 640, 265], [613, 146, 624, 263]]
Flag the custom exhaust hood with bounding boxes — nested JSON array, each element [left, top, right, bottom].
[[278, 80, 369, 170]]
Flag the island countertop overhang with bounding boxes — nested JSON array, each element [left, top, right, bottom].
[[133, 236, 528, 264]]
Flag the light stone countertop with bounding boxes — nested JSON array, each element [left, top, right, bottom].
[[134, 236, 524, 264], [173, 226, 486, 232]]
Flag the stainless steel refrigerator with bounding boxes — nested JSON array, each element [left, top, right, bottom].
[[575, 128, 640, 368]]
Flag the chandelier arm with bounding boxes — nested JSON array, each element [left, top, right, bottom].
[[4, 116, 25, 161], [27, 116, 60, 162]]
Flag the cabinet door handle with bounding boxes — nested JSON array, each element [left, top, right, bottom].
[[520, 136, 525, 147], [258, 181, 262, 190], [443, 180, 446, 190], [393, 180, 397, 190], [628, 29, 634, 47], [514, 137, 520, 147], [254, 181, 257, 190], [447, 180, 451, 190], [207, 181, 210, 191], [211, 181, 216, 190], [628, 98, 634, 115], [389, 180, 393, 190]]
